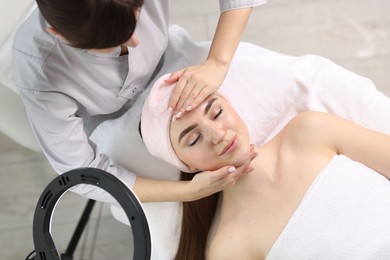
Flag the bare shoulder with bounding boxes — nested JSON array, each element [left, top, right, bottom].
[[285, 111, 331, 133], [281, 111, 333, 148]]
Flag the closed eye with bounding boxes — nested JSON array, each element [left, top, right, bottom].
[[213, 108, 223, 120], [189, 134, 200, 146], [189, 108, 222, 146]]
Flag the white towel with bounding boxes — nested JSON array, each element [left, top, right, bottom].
[[219, 41, 390, 145], [266, 155, 390, 259], [90, 25, 390, 259]]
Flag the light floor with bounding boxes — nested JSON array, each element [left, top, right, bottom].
[[1, 0, 390, 259]]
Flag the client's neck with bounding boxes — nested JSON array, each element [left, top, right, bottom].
[[222, 146, 279, 206]]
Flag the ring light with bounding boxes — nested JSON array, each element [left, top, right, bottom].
[[27, 168, 151, 260]]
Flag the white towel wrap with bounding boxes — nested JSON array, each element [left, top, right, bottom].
[[267, 155, 390, 260]]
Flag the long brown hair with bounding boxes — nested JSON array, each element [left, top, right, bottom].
[[36, 0, 144, 49], [175, 171, 220, 260]]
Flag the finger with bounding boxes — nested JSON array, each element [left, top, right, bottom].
[[230, 167, 246, 180], [250, 145, 259, 160], [206, 166, 236, 181], [185, 85, 210, 112], [174, 82, 197, 118], [179, 83, 206, 113], [165, 70, 184, 84], [168, 77, 187, 112], [236, 156, 251, 169], [218, 166, 243, 186], [233, 159, 252, 178], [210, 173, 237, 189], [244, 167, 254, 174]]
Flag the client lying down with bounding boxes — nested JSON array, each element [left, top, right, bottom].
[[141, 74, 390, 260]]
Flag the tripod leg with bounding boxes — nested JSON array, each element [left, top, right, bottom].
[[60, 199, 96, 260]]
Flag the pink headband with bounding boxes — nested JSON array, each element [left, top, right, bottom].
[[141, 74, 191, 172]]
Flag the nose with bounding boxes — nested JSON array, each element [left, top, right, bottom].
[[125, 33, 139, 47], [205, 124, 225, 144]]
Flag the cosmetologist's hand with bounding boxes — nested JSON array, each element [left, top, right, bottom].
[[186, 144, 257, 201], [165, 58, 229, 120]]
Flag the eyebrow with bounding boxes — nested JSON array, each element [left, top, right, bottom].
[[178, 97, 218, 144], [205, 97, 218, 115]]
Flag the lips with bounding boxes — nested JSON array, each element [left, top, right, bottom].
[[219, 135, 238, 156]]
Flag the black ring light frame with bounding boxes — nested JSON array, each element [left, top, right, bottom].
[[29, 168, 151, 260]]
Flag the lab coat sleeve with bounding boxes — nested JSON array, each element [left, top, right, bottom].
[[219, 0, 267, 11], [17, 88, 136, 204]]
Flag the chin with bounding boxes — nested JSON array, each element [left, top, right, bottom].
[[230, 150, 251, 168]]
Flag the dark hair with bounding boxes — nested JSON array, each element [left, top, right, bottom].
[[139, 121, 218, 259], [175, 171, 220, 260], [36, 0, 144, 49]]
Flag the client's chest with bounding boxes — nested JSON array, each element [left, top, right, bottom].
[[217, 157, 325, 258]]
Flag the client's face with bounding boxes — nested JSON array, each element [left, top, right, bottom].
[[170, 94, 250, 172]]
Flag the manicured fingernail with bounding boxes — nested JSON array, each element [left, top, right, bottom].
[[175, 111, 182, 118], [168, 107, 173, 113], [185, 106, 192, 111], [228, 167, 236, 173], [171, 116, 177, 122]]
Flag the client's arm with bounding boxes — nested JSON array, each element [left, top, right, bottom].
[[327, 113, 390, 178], [293, 111, 390, 179]]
